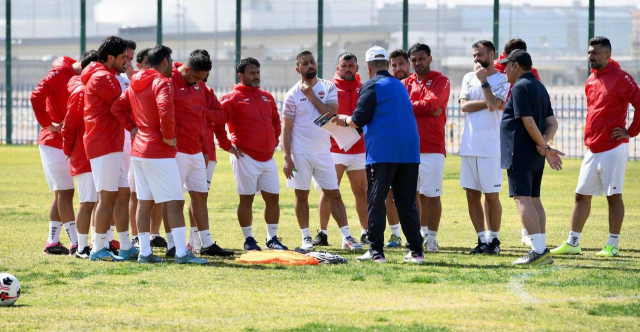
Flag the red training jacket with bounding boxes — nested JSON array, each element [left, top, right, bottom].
[[403, 71, 450, 155], [61, 76, 91, 176], [171, 63, 209, 155], [203, 86, 224, 162], [331, 72, 365, 154], [584, 59, 640, 153]]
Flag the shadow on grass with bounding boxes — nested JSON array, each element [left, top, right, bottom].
[[269, 322, 449, 332]]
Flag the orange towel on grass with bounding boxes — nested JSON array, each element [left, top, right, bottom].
[[235, 250, 319, 265]]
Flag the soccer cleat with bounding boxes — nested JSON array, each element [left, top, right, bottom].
[[74, 246, 91, 259], [69, 245, 79, 255], [107, 241, 119, 256], [385, 234, 402, 248], [522, 235, 532, 246], [513, 249, 554, 266], [312, 231, 329, 246], [266, 236, 289, 250], [356, 250, 387, 263], [131, 236, 140, 249], [595, 245, 619, 257], [201, 242, 235, 256], [165, 246, 176, 257], [425, 240, 439, 253], [90, 248, 125, 262], [404, 250, 424, 263], [469, 237, 489, 255], [175, 251, 208, 265], [243, 237, 261, 251], [550, 242, 582, 255], [138, 253, 165, 263], [43, 242, 70, 255], [341, 236, 363, 250], [301, 236, 314, 251], [360, 233, 371, 245], [187, 243, 198, 255], [484, 238, 501, 255], [150, 236, 168, 248], [118, 247, 140, 260]]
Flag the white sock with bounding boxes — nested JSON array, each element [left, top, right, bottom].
[[78, 233, 89, 250], [118, 231, 131, 250], [171, 227, 187, 258], [530, 233, 546, 254], [542, 233, 546, 245], [241, 225, 254, 239], [427, 230, 437, 243], [139, 232, 152, 256], [47, 221, 63, 244], [390, 224, 401, 237], [150, 233, 159, 240], [360, 229, 367, 235], [166, 233, 175, 249], [567, 231, 581, 246], [189, 227, 199, 247], [488, 231, 500, 242], [521, 228, 529, 237], [108, 225, 115, 241], [91, 226, 96, 243], [320, 229, 328, 235], [266, 223, 278, 240], [477, 231, 488, 244], [301, 228, 312, 240], [92, 233, 107, 253], [420, 226, 429, 237], [63, 222, 78, 246], [199, 230, 214, 248], [606, 233, 620, 249], [339, 225, 351, 239]]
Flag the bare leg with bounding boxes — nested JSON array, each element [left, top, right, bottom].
[[346, 169, 368, 231], [322, 189, 349, 228], [423, 195, 442, 232], [319, 165, 346, 231], [466, 189, 485, 233], [606, 194, 624, 234], [150, 203, 163, 234], [129, 192, 138, 236], [294, 190, 310, 230], [114, 187, 130, 233], [570, 193, 592, 232], [189, 192, 209, 231], [485, 192, 502, 232], [238, 194, 255, 228], [262, 192, 280, 224], [56, 189, 76, 223]]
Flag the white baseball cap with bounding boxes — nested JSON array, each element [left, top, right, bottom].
[[365, 46, 388, 62]]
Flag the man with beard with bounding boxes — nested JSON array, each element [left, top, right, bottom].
[[458, 40, 510, 255], [282, 51, 363, 251], [551, 37, 640, 258], [403, 43, 450, 252], [312, 52, 367, 247], [389, 49, 410, 81]]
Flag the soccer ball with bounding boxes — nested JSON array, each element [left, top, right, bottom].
[[0, 273, 21, 307]]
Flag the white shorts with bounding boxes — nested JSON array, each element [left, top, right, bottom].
[[331, 152, 366, 172], [76, 172, 98, 203], [231, 154, 279, 195], [207, 161, 217, 190], [287, 152, 339, 191], [576, 143, 628, 196], [418, 153, 445, 197], [176, 152, 209, 193], [460, 156, 503, 193], [132, 157, 184, 203], [90, 152, 127, 192], [128, 165, 136, 193], [38, 145, 74, 191]]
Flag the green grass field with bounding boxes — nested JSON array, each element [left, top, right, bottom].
[[1, 146, 639, 331]]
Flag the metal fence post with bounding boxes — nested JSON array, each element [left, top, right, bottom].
[[6, 0, 12, 145], [317, 0, 323, 79], [402, 0, 408, 51], [80, 0, 86, 54], [588, 0, 595, 75], [236, 0, 241, 83], [493, 0, 499, 58], [157, 0, 163, 45]]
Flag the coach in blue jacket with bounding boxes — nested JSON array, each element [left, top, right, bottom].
[[334, 46, 423, 263]]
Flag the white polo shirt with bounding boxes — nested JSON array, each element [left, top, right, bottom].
[[283, 79, 338, 154]]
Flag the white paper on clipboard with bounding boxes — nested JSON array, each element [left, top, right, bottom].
[[313, 113, 361, 152]]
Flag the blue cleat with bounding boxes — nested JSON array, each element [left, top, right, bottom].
[[118, 247, 140, 261], [175, 251, 208, 265], [244, 237, 261, 251], [90, 248, 125, 262]]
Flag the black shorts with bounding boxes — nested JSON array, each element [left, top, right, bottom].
[[507, 168, 544, 197]]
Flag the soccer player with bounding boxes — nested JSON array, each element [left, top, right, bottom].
[[313, 52, 368, 247], [403, 43, 450, 252], [551, 37, 640, 257], [61, 50, 100, 259], [111, 45, 206, 264], [459, 40, 510, 255], [82, 36, 137, 261], [282, 51, 362, 251], [214, 57, 288, 251], [31, 55, 86, 255]]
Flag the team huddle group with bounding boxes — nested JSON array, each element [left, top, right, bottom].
[[31, 34, 639, 266]]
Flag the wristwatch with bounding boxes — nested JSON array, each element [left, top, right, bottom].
[[481, 82, 491, 89], [343, 116, 349, 127]]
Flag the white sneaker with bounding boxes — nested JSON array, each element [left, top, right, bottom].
[[341, 236, 363, 250], [404, 251, 424, 263], [522, 235, 532, 246], [356, 250, 387, 263], [301, 236, 314, 251], [425, 240, 439, 252]]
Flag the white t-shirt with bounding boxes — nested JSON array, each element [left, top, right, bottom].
[[283, 79, 338, 154], [458, 71, 510, 158], [116, 73, 132, 149]]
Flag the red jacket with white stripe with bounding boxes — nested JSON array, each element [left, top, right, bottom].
[[584, 59, 640, 153], [402, 71, 450, 155], [171, 63, 209, 155], [331, 72, 365, 154], [61, 76, 91, 176], [30, 56, 77, 148], [214, 84, 280, 162], [111, 69, 176, 159]]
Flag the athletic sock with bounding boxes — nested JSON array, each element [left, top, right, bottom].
[[542, 233, 547, 247], [63, 221, 78, 246], [300, 228, 312, 240], [477, 231, 488, 244], [339, 225, 351, 239], [567, 231, 581, 246], [360, 229, 367, 235], [189, 227, 198, 247], [138, 232, 152, 256], [92, 233, 107, 253], [521, 228, 529, 237], [427, 230, 438, 243], [118, 231, 131, 250], [389, 224, 401, 237], [530, 233, 546, 254], [420, 226, 429, 238], [488, 231, 500, 242], [78, 233, 89, 250], [266, 223, 278, 240], [241, 226, 254, 239], [47, 221, 63, 245], [606, 233, 620, 249], [199, 230, 214, 248], [171, 227, 187, 258], [91, 226, 96, 243], [166, 233, 175, 249], [320, 229, 328, 235], [150, 234, 159, 240], [108, 225, 115, 242]]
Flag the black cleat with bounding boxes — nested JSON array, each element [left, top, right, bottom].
[[69, 245, 79, 255], [74, 246, 91, 259], [312, 231, 329, 246], [44, 242, 70, 255], [165, 246, 176, 257], [150, 236, 168, 248], [484, 238, 501, 255], [469, 237, 489, 255], [243, 237, 261, 251], [266, 236, 289, 250], [360, 233, 371, 245], [201, 242, 234, 257]]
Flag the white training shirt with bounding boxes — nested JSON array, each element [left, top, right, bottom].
[[116, 73, 132, 148], [458, 71, 510, 158], [283, 79, 338, 154]]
